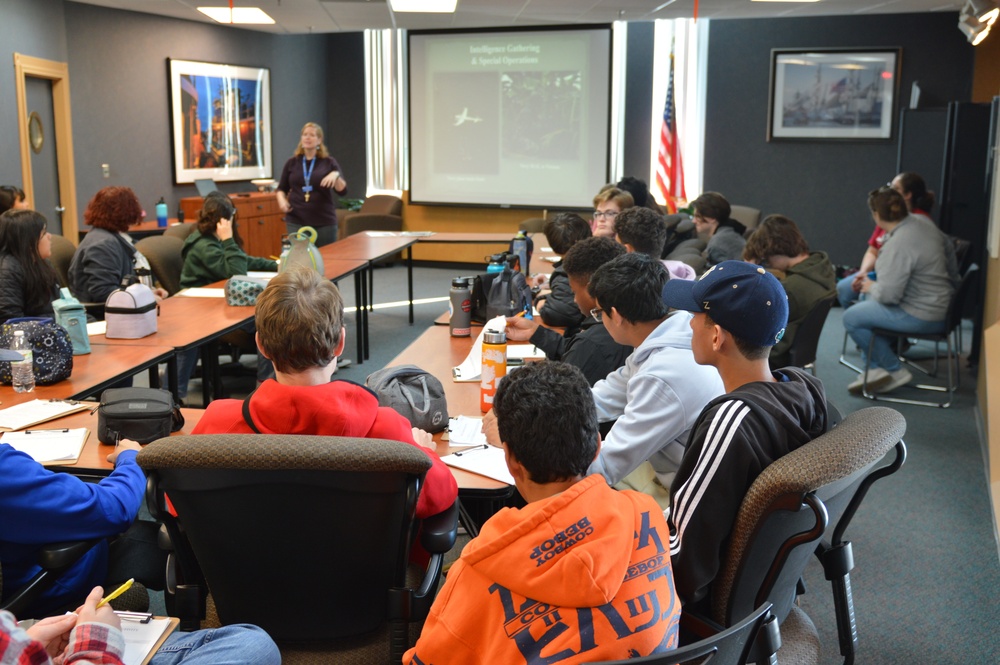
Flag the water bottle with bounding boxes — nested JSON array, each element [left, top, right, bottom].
[[486, 253, 505, 274], [449, 278, 472, 337], [512, 231, 528, 275], [10, 330, 34, 393], [156, 197, 168, 228], [480, 330, 507, 412], [177, 206, 185, 225]]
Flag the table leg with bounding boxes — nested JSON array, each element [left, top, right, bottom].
[[363, 266, 371, 360], [353, 272, 364, 365], [408, 246, 414, 325]]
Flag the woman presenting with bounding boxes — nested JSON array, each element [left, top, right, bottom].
[[276, 122, 346, 246]]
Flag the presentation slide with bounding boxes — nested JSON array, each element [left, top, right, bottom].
[[408, 26, 612, 208]]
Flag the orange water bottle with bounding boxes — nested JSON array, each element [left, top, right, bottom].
[[480, 330, 507, 412]]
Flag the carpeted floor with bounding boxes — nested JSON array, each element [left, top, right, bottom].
[[175, 264, 1000, 662]]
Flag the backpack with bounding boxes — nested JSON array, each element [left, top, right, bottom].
[[486, 264, 533, 319], [0, 317, 73, 385], [365, 365, 449, 432]]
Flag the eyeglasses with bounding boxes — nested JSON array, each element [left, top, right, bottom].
[[592, 210, 619, 220], [590, 307, 604, 322]]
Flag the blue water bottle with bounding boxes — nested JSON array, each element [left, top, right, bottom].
[[156, 197, 168, 227]]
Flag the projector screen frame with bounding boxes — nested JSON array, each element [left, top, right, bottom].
[[407, 23, 614, 210]]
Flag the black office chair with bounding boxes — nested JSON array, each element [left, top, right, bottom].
[[860, 264, 978, 407], [689, 407, 906, 664], [138, 434, 458, 662], [781, 296, 836, 375], [2, 539, 149, 618], [593, 604, 779, 665], [49, 234, 76, 289]]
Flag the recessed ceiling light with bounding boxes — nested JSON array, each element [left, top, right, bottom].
[[389, 0, 458, 13], [198, 7, 275, 24]]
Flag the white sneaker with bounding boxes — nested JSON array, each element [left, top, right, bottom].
[[875, 368, 913, 394], [847, 368, 891, 394]]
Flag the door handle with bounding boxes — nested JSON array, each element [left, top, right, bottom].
[[55, 206, 65, 213]]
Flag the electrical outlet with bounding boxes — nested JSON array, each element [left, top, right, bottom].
[[102, 163, 110, 178]]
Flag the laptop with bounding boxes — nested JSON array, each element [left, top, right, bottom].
[[193, 178, 218, 197]]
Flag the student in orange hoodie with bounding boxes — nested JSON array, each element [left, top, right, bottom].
[[404, 361, 680, 665]]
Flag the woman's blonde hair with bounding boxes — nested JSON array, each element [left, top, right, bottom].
[[293, 122, 330, 159]]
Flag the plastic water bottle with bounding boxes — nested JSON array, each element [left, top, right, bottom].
[[156, 197, 168, 228], [449, 278, 472, 337], [512, 231, 528, 275], [10, 330, 34, 393], [480, 330, 507, 412]]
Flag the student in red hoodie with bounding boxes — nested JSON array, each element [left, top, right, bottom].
[[193, 268, 457, 520], [404, 361, 680, 665]]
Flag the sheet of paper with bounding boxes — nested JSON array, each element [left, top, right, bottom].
[[246, 271, 279, 279], [448, 416, 487, 446], [401, 231, 435, 237], [1, 428, 88, 464], [452, 316, 507, 382], [507, 344, 546, 360], [175, 288, 226, 298], [442, 445, 515, 484], [365, 231, 400, 237], [87, 320, 107, 336], [120, 617, 174, 665], [0, 400, 89, 431]]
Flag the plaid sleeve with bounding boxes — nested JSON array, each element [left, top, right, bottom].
[[64, 623, 126, 665], [0, 610, 56, 665]]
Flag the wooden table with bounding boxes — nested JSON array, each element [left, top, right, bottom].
[[0, 344, 175, 406], [46, 406, 206, 477], [319, 234, 421, 357]]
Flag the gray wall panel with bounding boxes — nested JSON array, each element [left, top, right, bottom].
[[703, 13, 974, 265], [0, 0, 69, 188], [63, 3, 328, 223]]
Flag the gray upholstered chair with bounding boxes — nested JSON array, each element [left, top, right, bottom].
[[138, 434, 458, 664], [518, 217, 546, 233], [697, 406, 906, 664], [163, 223, 197, 242], [49, 234, 76, 289], [135, 235, 185, 296], [339, 194, 403, 238], [729, 205, 761, 234]]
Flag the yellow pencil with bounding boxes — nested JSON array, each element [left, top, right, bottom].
[[96, 578, 134, 608]]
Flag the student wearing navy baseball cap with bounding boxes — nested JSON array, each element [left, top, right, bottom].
[[661, 260, 829, 610]]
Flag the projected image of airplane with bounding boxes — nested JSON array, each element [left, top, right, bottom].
[[454, 107, 483, 126]]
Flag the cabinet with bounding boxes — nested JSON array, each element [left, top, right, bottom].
[[179, 192, 285, 258]]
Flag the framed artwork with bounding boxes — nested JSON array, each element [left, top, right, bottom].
[[168, 58, 272, 184], [767, 48, 900, 141]]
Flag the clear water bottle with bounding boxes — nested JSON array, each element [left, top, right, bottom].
[[11, 330, 34, 393], [512, 231, 528, 275]]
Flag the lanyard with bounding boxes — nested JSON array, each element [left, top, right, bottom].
[[302, 157, 316, 194]]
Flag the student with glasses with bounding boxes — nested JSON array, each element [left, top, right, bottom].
[[584, 253, 723, 508], [590, 186, 633, 238]]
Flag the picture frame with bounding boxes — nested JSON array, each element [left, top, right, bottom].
[[168, 58, 272, 184], [767, 48, 901, 141]]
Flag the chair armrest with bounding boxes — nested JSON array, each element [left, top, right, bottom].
[[419, 502, 459, 555], [37, 539, 102, 571]]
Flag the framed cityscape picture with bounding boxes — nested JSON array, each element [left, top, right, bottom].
[[168, 58, 272, 183], [767, 48, 901, 141]]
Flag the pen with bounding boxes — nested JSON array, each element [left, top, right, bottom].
[[97, 578, 134, 608], [514, 310, 526, 318], [25, 429, 69, 434], [454, 444, 489, 456]]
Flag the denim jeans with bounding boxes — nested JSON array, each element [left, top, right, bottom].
[[842, 300, 946, 371], [836, 274, 861, 310], [151, 624, 280, 665]]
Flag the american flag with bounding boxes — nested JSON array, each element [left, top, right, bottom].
[[655, 51, 685, 214]]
